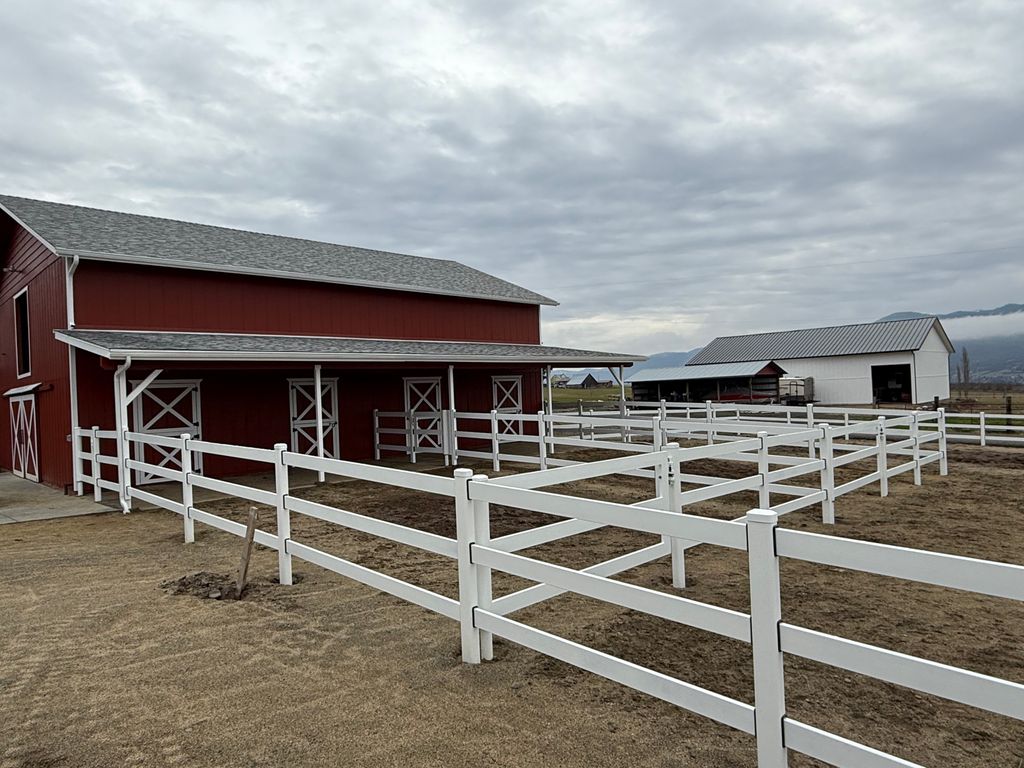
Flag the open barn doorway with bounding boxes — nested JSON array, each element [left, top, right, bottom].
[[871, 363, 912, 403]]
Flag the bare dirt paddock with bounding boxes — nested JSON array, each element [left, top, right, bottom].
[[1, 444, 1022, 768]]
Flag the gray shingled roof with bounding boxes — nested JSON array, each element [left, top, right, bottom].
[[56, 329, 644, 365], [0, 195, 556, 305], [688, 317, 951, 365], [628, 361, 783, 383]]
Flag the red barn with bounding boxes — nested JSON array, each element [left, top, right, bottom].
[[1, 195, 640, 495]]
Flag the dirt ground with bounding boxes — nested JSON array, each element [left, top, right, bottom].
[[1, 443, 1022, 767]]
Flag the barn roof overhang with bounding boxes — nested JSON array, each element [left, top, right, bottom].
[[55, 329, 645, 367]]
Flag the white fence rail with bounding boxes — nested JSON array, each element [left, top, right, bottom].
[[370, 406, 948, 526], [71, 427, 1018, 766]]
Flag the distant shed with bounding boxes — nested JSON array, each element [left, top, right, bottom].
[[687, 317, 953, 405], [628, 361, 785, 403], [565, 372, 613, 389]]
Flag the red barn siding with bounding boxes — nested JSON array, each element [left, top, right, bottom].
[[0, 221, 70, 487], [74, 261, 541, 344]]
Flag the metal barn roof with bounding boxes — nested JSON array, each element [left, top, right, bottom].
[[0, 195, 556, 306], [627, 361, 784, 383], [56, 329, 644, 365], [688, 317, 952, 365], [565, 371, 614, 386]]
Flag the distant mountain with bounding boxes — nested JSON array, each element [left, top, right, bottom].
[[879, 304, 1024, 322], [879, 304, 1024, 384]]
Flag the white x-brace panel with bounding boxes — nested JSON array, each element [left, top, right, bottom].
[[404, 377, 443, 452], [492, 375, 524, 436], [9, 394, 39, 481], [131, 380, 203, 485], [288, 378, 340, 458]]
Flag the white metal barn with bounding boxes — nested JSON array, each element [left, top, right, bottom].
[[687, 317, 953, 405]]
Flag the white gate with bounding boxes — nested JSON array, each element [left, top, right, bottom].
[[288, 378, 340, 457], [9, 394, 39, 481], [492, 376, 523, 436], [131, 380, 202, 485], [404, 377, 444, 455]]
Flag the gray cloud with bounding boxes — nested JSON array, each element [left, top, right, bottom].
[[2, 0, 1023, 353]]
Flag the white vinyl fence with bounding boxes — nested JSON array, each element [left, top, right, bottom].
[[371, 406, 948, 525], [74, 430, 1021, 768], [624, 399, 1024, 448]]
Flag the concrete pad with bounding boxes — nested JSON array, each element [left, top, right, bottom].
[[0, 471, 116, 524]]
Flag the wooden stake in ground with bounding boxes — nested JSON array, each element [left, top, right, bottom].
[[236, 506, 259, 599]]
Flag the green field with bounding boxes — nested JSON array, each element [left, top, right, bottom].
[[550, 385, 630, 406]]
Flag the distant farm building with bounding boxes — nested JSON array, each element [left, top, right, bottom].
[[687, 317, 953, 405], [564, 372, 613, 389], [0, 195, 640, 490], [628, 361, 786, 403]]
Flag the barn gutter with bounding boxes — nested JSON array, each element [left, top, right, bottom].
[[66, 256, 83, 494]]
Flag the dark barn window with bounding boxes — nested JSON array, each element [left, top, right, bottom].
[[14, 288, 30, 377]]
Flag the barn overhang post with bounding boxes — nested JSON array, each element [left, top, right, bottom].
[[314, 364, 325, 482], [545, 365, 553, 415], [447, 364, 458, 465], [113, 365, 165, 513]]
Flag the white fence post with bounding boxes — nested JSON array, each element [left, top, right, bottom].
[[665, 444, 686, 588], [705, 400, 714, 446], [577, 400, 584, 439], [805, 403, 815, 459], [490, 410, 500, 472], [819, 424, 835, 524], [454, 468, 481, 664], [757, 431, 770, 510], [408, 413, 418, 465], [746, 510, 788, 768], [472, 473, 494, 661], [877, 416, 888, 497], [180, 433, 195, 544], [275, 442, 293, 586], [979, 411, 987, 447], [652, 415, 663, 451], [911, 413, 922, 486], [938, 408, 948, 476], [659, 398, 667, 422], [537, 411, 548, 470], [843, 412, 851, 443], [90, 426, 102, 503]]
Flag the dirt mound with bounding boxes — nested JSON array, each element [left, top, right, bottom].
[[161, 571, 304, 600]]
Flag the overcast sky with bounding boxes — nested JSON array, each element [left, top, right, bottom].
[[2, 1, 1023, 353]]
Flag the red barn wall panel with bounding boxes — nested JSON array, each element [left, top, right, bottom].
[[74, 262, 541, 344], [0, 220, 70, 487], [73, 359, 544, 481]]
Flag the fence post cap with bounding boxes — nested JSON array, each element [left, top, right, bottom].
[[664, 441, 680, 450], [273, 442, 288, 451], [454, 467, 474, 478], [180, 432, 192, 440], [471, 473, 489, 482], [746, 509, 778, 525]]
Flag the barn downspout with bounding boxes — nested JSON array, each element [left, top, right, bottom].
[[314, 364, 325, 482], [113, 356, 132, 514], [66, 256, 82, 494]]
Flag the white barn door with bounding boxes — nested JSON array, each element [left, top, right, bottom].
[[9, 394, 39, 481], [404, 377, 443, 454], [131, 380, 202, 485], [288, 378, 340, 457], [492, 375, 523, 436]]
